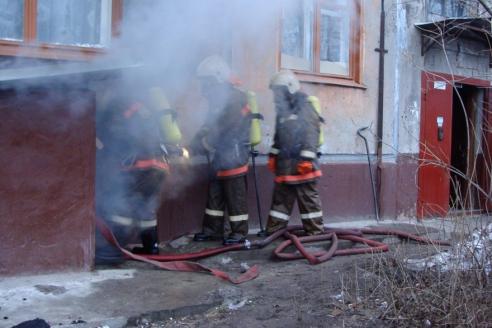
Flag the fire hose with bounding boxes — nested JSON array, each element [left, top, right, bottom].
[[96, 218, 450, 284], [96, 217, 259, 284]]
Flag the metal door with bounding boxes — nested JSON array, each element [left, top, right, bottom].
[[417, 72, 454, 218]]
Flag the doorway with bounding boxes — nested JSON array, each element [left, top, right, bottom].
[[449, 85, 484, 213], [418, 72, 491, 218]]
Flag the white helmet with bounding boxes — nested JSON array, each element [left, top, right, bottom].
[[269, 70, 300, 94], [196, 55, 231, 84]]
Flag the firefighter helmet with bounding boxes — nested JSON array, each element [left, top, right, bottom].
[[269, 70, 300, 94], [196, 55, 231, 84]]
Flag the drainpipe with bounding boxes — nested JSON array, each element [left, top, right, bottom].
[[375, 0, 387, 219]]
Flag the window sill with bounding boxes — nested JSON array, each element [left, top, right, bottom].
[[0, 40, 106, 61], [294, 72, 367, 89]]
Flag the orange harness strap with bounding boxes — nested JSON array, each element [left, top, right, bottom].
[[123, 159, 169, 172], [123, 102, 144, 119], [241, 104, 251, 116], [275, 170, 322, 183], [217, 164, 249, 178]]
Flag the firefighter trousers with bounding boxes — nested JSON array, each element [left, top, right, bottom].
[[129, 169, 165, 231], [266, 181, 324, 235], [108, 170, 163, 244], [202, 176, 249, 239]]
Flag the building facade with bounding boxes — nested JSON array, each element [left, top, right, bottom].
[[1, 0, 491, 275]]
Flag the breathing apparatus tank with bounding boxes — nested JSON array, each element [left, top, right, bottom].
[[148, 87, 182, 144], [247, 91, 262, 147], [307, 96, 324, 147]]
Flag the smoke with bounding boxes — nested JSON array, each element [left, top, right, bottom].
[[2, 1, 357, 249], [93, 0, 286, 194], [86, 0, 289, 248], [101, 0, 284, 137], [94, 0, 361, 227]]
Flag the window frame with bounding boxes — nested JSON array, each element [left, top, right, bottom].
[[278, 0, 364, 88], [0, 0, 123, 61], [427, 0, 478, 19]]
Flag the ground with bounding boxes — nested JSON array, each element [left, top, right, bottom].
[[1, 218, 487, 328]]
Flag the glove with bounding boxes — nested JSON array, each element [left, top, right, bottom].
[[268, 155, 276, 173], [297, 161, 313, 175]]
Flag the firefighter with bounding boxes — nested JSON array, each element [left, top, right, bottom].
[[96, 86, 182, 262], [266, 70, 325, 235], [190, 55, 252, 245]]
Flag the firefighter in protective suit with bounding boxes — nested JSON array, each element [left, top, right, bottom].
[[96, 86, 182, 263], [266, 70, 325, 235], [191, 55, 252, 245]]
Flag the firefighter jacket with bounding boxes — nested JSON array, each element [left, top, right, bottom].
[[191, 87, 251, 179], [99, 100, 169, 173], [270, 91, 322, 184]]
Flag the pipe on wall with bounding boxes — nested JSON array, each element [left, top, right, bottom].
[[375, 0, 387, 217]]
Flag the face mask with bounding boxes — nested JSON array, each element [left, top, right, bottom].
[[272, 86, 290, 108]]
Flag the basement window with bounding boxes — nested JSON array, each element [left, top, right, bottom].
[[280, 0, 362, 85], [0, 0, 124, 61]]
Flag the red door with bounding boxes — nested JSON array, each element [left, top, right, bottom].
[[417, 72, 454, 218]]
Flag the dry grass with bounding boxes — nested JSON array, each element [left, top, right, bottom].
[[333, 229, 492, 328], [369, 254, 492, 327]]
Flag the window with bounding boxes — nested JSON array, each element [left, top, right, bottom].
[[0, 0, 123, 60], [280, 0, 362, 84], [37, 0, 112, 47], [281, 0, 314, 71], [0, 0, 24, 41], [319, 5, 350, 75], [429, 0, 446, 17], [427, 0, 480, 19]]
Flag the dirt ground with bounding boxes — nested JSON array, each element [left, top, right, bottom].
[[3, 220, 470, 328], [122, 225, 449, 328]]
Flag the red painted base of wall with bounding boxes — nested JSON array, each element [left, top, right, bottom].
[[0, 89, 96, 276], [157, 155, 418, 241]]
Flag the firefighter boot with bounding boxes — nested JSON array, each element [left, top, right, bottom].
[[223, 235, 246, 245], [95, 228, 124, 265], [193, 232, 223, 241], [132, 228, 159, 254], [195, 180, 225, 242], [193, 212, 224, 241], [95, 216, 133, 265], [223, 220, 248, 245]]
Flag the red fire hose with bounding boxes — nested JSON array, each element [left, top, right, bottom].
[[96, 218, 259, 284], [97, 218, 450, 284]]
